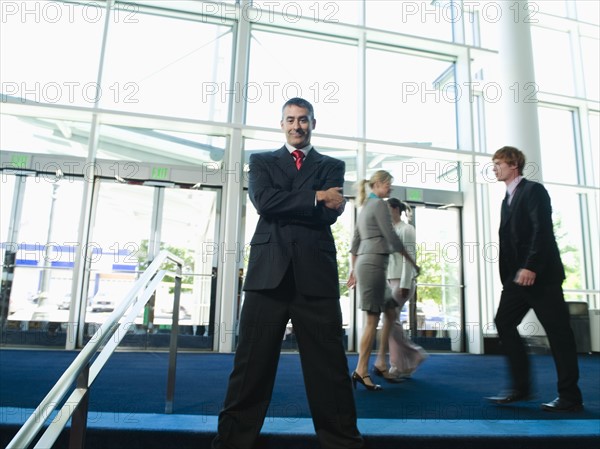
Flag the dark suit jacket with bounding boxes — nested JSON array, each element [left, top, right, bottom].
[[243, 146, 344, 297], [498, 178, 565, 285]]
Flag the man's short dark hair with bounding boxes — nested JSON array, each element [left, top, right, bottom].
[[282, 97, 314, 120]]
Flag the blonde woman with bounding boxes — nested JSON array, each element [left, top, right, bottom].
[[348, 170, 419, 390]]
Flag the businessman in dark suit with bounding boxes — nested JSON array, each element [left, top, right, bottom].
[[486, 146, 583, 412], [212, 98, 364, 449]]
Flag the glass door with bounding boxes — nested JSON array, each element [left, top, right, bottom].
[[84, 180, 220, 350], [155, 187, 220, 349], [1, 175, 84, 346], [411, 205, 463, 352], [84, 182, 153, 341]]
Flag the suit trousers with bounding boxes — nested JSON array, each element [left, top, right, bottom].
[[494, 281, 582, 403], [212, 265, 364, 449]]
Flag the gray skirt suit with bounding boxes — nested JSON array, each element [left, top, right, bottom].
[[350, 197, 406, 313]]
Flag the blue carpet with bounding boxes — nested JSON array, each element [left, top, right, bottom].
[[1, 350, 599, 449], [1, 350, 598, 421]]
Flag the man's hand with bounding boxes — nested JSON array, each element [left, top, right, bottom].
[[514, 268, 536, 287], [317, 187, 345, 211]]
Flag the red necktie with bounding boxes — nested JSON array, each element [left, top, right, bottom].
[[292, 150, 305, 170]]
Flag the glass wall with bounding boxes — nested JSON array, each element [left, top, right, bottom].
[[1, 0, 598, 353], [0, 1, 104, 107], [2, 175, 84, 345], [365, 48, 457, 148], [100, 4, 234, 120]]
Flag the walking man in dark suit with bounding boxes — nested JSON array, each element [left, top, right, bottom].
[[486, 146, 584, 412], [212, 98, 364, 448]]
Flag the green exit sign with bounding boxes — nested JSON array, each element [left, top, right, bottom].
[[406, 188, 423, 203], [151, 167, 170, 180], [11, 154, 30, 168]]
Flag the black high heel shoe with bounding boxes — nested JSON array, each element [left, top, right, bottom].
[[352, 371, 383, 391]]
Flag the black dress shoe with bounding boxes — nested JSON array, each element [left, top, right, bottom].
[[485, 390, 531, 404], [541, 397, 584, 412]]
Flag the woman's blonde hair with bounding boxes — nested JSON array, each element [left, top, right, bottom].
[[356, 170, 393, 206]]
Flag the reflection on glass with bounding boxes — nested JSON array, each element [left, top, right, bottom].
[[365, 146, 460, 191], [246, 30, 358, 137], [101, 7, 233, 119], [538, 106, 578, 184], [97, 123, 226, 165], [0, 114, 92, 158], [366, 49, 457, 148]]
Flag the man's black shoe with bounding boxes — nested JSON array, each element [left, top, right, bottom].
[[541, 397, 584, 412], [485, 390, 532, 404]]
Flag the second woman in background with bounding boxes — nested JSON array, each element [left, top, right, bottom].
[[373, 199, 427, 381], [348, 171, 419, 390]]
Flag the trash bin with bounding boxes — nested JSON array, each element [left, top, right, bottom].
[[567, 301, 591, 353]]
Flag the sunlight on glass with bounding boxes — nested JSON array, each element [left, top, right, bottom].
[[366, 0, 452, 41], [576, 0, 600, 24], [531, 26, 575, 96], [366, 49, 457, 148], [589, 112, 600, 187], [0, 1, 104, 106], [101, 7, 233, 119], [97, 123, 226, 165], [581, 36, 600, 100], [535, 0, 568, 17], [538, 107, 578, 184], [246, 30, 358, 137], [252, 0, 360, 25], [0, 114, 92, 157]]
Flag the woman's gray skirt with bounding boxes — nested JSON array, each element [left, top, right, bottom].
[[355, 253, 395, 313]]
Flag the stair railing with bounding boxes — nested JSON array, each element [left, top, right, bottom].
[[6, 250, 183, 449]]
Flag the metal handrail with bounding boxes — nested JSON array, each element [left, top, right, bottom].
[[6, 250, 183, 449]]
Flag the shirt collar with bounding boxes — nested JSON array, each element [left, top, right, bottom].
[[285, 143, 312, 156], [507, 175, 523, 197]]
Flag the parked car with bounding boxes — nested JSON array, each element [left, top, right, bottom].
[[57, 294, 71, 310], [89, 293, 115, 312]]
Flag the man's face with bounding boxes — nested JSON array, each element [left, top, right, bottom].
[[492, 158, 519, 182], [281, 105, 315, 149]]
